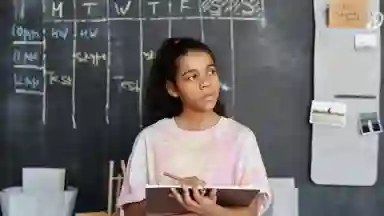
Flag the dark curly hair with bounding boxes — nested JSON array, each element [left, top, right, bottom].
[[143, 37, 226, 127]]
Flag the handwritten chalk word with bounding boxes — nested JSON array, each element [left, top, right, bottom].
[[47, 71, 72, 86], [74, 52, 106, 66], [14, 73, 41, 90], [112, 76, 140, 93], [200, 0, 263, 17], [49, 27, 99, 40], [143, 50, 156, 60], [12, 24, 41, 41], [46, 0, 262, 18], [13, 50, 40, 65], [79, 27, 99, 39], [50, 27, 69, 39]]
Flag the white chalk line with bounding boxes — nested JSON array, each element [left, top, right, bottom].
[[13, 41, 43, 45], [168, 1, 172, 37], [46, 16, 262, 23], [229, 0, 236, 116], [72, 0, 77, 129], [198, 0, 205, 42], [15, 89, 44, 95], [13, 65, 43, 70], [105, 0, 111, 125], [139, 0, 144, 128]]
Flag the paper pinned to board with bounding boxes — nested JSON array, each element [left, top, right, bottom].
[[328, 0, 368, 28], [22, 168, 66, 193], [309, 100, 347, 127]]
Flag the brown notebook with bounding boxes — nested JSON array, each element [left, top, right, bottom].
[[145, 185, 259, 215]]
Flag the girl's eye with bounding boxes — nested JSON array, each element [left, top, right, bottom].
[[188, 74, 197, 81], [208, 69, 217, 76]]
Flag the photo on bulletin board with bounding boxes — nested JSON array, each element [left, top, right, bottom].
[[358, 112, 383, 135], [309, 101, 347, 127]]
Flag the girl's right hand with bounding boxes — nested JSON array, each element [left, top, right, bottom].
[[163, 172, 206, 188]]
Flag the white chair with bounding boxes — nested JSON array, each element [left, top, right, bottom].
[[0, 168, 78, 216]]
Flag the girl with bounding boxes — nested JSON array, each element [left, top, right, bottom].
[[117, 38, 271, 216]]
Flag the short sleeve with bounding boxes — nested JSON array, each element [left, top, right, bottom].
[[235, 130, 272, 215], [117, 133, 148, 207]]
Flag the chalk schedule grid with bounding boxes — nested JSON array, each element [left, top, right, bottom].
[[11, 0, 265, 129]]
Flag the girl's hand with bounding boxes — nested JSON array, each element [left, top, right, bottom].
[[163, 172, 206, 188], [163, 172, 220, 215], [170, 185, 219, 216]]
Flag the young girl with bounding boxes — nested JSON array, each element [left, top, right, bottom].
[[117, 38, 271, 216]]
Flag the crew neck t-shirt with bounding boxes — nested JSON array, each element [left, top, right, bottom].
[[117, 117, 271, 215]]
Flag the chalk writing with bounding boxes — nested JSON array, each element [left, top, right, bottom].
[[114, 1, 132, 16], [13, 0, 25, 20], [74, 52, 106, 66], [13, 49, 40, 65], [12, 24, 41, 41], [13, 0, 246, 126], [47, 71, 72, 86], [200, 0, 262, 16], [51, 27, 69, 39], [42, 0, 264, 20], [148, 1, 161, 15], [121, 80, 140, 92], [14, 73, 41, 91], [180, 0, 192, 12], [52, 1, 63, 18], [79, 27, 98, 39], [112, 76, 140, 93], [143, 50, 155, 60], [83, 2, 98, 15]]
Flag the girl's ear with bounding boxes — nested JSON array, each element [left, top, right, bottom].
[[166, 81, 178, 98]]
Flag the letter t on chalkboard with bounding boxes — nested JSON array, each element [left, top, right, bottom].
[[328, 0, 368, 28]]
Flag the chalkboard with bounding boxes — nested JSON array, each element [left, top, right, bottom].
[[7, 0, 380, 215]]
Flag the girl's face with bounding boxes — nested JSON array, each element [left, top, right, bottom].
[[167, 51, 220, 113]]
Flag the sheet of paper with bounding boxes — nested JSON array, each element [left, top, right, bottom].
[[22, 168, 66, 193], [268, 178, 298, 216], [329, 0, 368, 28], [309, 101, 347, 127]]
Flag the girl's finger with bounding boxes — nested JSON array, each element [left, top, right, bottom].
[[170, 188, 185, 205], [192, 187, 203, 204], [182, 185, 200, 207], [208, 189, 217, 200]]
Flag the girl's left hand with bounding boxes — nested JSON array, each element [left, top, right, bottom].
[[170, 186, 219, 216]]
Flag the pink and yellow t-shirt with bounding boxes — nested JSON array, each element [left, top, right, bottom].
[[117, 117, 271, 215]]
